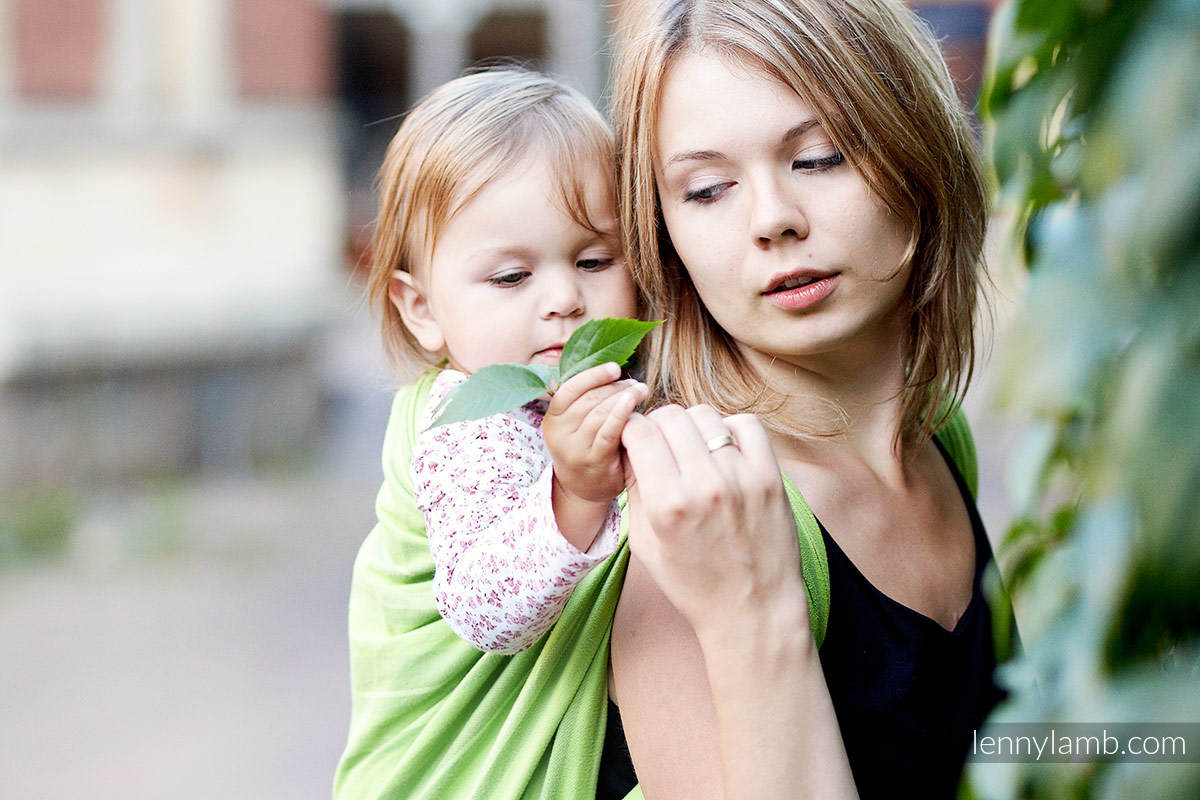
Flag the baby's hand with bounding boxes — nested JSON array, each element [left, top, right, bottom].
[[543, 362, 647, 547], [545, 362, 647, 502]]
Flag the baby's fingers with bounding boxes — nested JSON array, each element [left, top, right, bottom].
[[547, 362, 621, 416], [583, 383, 647, 453]]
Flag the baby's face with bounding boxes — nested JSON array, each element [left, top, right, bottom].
[[416, 153, 637, 373]]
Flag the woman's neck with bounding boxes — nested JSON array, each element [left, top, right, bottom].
[[741, 317, 912, 473]]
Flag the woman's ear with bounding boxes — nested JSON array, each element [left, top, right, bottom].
[[389, 270, 445, 354]]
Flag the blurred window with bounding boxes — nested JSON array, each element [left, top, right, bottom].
[[469, 9, 546, 70], [335, 9, 412, 275]]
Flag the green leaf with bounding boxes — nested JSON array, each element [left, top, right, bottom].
[[426, 318, 659, 428], [557, 318, 661, 383], [525, 363, 555, 390], [428, 364, 550, 428]]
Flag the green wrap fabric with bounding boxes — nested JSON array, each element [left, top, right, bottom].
[[333, 372, 977, 799]]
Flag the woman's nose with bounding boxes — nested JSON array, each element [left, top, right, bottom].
[[750, 178, 809, 247], [541, 270, 585, 319]]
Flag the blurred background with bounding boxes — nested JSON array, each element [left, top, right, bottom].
[[0, 1, 1008, 797]]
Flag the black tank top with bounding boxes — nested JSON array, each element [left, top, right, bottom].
[[818, 438, 1006, 797], [596, 698, 637, 800], [597, 439, 1005, 798]]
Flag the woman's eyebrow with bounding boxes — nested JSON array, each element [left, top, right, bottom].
[[663, 119, 822, 169], [663, 148, 725, 169], [780, 119, 820, 144]]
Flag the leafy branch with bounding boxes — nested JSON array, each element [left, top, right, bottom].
[[973, 0, 1200, 797], [429, 318, 660, 428]]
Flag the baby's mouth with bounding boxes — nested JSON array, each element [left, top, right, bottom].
[[531, 345, 564, 362]]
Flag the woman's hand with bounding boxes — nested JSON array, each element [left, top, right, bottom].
[[614, 405, 859, 799], [619, 404, 808, 637]]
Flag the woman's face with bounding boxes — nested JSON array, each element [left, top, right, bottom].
[[654, 49, 912, 369]]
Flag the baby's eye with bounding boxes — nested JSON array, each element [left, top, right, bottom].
[[576, 257, 614, 272], [488, 270, 529, 288], [792, 151, 845, 172]]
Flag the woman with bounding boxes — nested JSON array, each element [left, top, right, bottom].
[[605, 0, 1007, 797]]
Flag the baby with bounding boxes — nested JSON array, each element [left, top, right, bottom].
[[368, 67, 645, 653]]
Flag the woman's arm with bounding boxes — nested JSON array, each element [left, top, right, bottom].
[[614, 406, 858, 799], [610, 549, 723, 797]]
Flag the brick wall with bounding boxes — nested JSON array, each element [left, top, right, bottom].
[[234, 0, 332, 99], [14, 0, 104, 100]]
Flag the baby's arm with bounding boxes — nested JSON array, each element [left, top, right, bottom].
[[542, 362, 649, 551], [413, 371, 626, 654]]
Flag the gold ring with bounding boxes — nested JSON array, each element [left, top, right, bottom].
[[705, 433, 738, 453]]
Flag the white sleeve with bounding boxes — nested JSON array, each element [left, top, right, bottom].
[[412, 372, 620, 654]]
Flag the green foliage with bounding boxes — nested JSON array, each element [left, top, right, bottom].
[[0, 488, 76, 565], [429, 318, 658, 428], [558, 318, 661, 384], [429, 363, 555, 428], [975, 0, 1200, 795]]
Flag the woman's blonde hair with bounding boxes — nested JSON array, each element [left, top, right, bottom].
[[612, 0, 987, 452], [368, 67, 617, 370]]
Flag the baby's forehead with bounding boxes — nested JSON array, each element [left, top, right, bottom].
[[418, 169, 620, 268], [505, 149, 620, 237]]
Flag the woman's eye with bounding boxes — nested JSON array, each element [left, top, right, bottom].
[[793, 151, 845, 172], [683, 183, 728, 204], [488, 270, 529, 288], [576, 257, 614, 272]]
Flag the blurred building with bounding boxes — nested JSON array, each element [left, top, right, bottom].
[[0, 0, 608, 489], [912, 0, 994, 107], [0, 0, 341, 487], [0, 0, 990, 490], [334, 0, 609, 273]]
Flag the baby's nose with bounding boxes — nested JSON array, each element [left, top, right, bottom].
[[542, 274, 585, 318]]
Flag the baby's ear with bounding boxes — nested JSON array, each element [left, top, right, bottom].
[[389, 270, 445, 354]]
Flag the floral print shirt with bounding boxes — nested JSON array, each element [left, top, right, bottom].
[[411, 369, 621, 654]]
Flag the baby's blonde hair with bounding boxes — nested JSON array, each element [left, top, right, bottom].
[[368, 67, 617, 370]]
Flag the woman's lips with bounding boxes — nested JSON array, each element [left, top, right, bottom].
[[763, 273, 841, 310]]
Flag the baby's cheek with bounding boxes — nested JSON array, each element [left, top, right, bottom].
[[608, 273, 639, 317]]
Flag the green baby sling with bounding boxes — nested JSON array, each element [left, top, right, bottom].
[[333, 371, 979, 799]]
